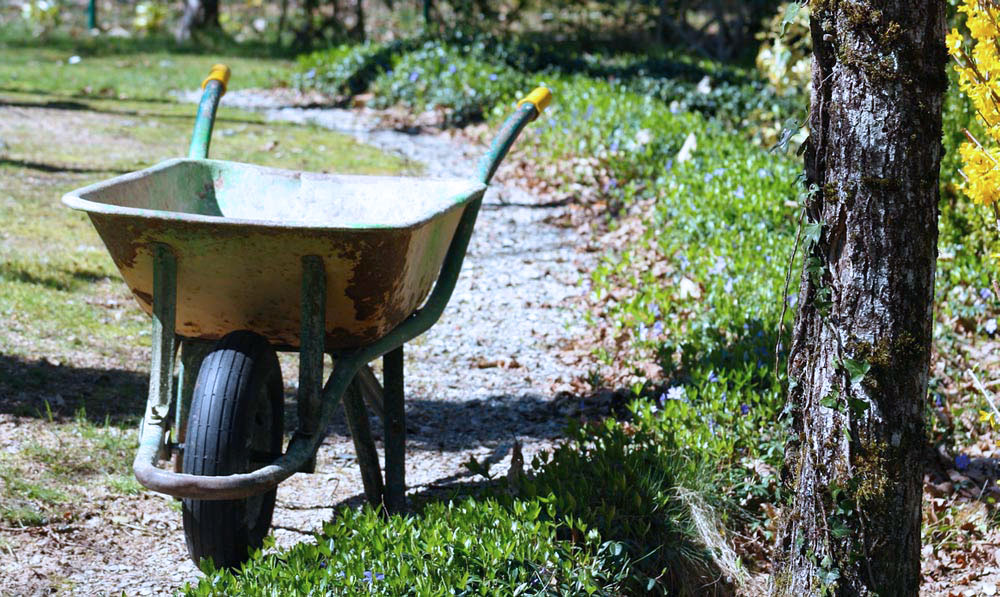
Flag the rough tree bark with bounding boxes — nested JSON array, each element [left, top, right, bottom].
[[175, 0, 220, 42], [772, 1, 946, 595]]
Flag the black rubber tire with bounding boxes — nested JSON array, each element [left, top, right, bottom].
[[181, 330, 284, 569]]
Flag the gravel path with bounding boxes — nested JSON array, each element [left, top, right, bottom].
[[2, 93, 595, 596]]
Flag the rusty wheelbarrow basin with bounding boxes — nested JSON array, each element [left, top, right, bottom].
[[62, 158, 486, 350]]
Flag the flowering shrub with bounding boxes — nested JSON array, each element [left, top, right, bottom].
[[949, 0, 1000, 207]]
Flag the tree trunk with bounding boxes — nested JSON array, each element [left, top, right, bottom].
[[772, 1, 946, 595], [351, 0, 365, 40], [175, 0, 220, 42]]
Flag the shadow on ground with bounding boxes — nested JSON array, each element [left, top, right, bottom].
[[302, 393, 565, 453], [0, 353, 148, 424], [0, 94, 267, 126]]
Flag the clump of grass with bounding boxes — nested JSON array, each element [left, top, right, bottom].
[[0, 461, 71, 526]]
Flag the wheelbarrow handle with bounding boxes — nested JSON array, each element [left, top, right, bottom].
[[476, 86, 552, 185], [188, 64, 231, 159]]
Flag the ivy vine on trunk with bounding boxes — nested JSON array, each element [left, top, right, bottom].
[[773, 1, 947, 595]]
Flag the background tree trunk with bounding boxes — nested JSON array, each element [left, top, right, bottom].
[[175, 0, 220, 42], [772, 1, 946, 595]]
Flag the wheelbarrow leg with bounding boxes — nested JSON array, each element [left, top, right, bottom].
[[343, 379, 384, 509], [143, 243, 177, 461], [383, 346, 406, 513], [296, 255, 327, 474]]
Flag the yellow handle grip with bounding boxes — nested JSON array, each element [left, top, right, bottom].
[[517, 87, 552, 119], [201, 64, 231, 96]]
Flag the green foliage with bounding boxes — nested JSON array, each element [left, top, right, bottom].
[[370, 41, 529, 125], [513, 412, 725, 594], [182, 499, 632, 596], [295, 35, 803, 132], [296, 42, 405, 97], [552, 75, 799, 539]]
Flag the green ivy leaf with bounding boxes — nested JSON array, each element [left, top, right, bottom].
[[804, 221, 823, 247], [848, 396, 870, 417], [780, 2, 803, 36], [842, 359, 871, 385]]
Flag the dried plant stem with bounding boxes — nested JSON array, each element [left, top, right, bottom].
[[967, 368, 1000, 422]]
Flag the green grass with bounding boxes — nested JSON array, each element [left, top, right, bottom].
[[0, 28, 294, 100]]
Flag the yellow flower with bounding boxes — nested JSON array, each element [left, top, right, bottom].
[[980, 409, 997, 427], [953, 0, 1000, 209], [948, 29, 964, 55]]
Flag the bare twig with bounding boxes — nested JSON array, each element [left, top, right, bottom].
[[776, 207, 807, 375]]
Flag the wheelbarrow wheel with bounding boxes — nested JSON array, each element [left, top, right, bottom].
[[181, 330, 284, 569]]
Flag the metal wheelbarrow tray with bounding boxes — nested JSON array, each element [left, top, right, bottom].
[[63, 158, 485, 349], [61, 64, 552, 569]]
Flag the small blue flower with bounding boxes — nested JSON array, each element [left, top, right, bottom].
[[704, 172, 713, 183], [981, 288, 993, 301], [708, 371, 718, 383], [305, 68, 316, 80], [489, 73, 498, 81], [409, 71, 419, 82], [709, 256, 727, 275], [955, 453, 970, 471], [610, 139, 619, 152], [666, 386, 686, 401], [604, 177, 618, 192], [724, 278, 735, 293], [740, 404, 750, 416], [934, 394, 943, 408], [652, 321, 664, 336], [734, 185, 745, 199], [448, 64, 457, 74], [713, 167, 725, 177], [584, 104, 594, 120], [985, 318, 998, 335], [678, 255, 690, 270], [665, 158, 673, 171], [363, 570, 385, 583], [319, 561, 327, 568]]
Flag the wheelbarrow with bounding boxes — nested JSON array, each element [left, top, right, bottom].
[[61, 64, 552, 568]]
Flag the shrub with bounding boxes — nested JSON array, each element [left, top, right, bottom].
[[515, 412, 740, 595], [369, 41, 530, 125]]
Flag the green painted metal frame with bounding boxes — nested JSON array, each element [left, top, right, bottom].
[[188, 80, 224, 160], [132, 82, 541, 501]]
